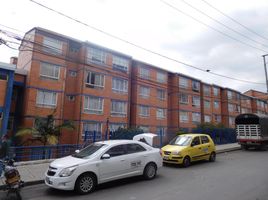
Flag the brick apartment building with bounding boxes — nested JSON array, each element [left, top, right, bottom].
[[0, 27, 267, 145]]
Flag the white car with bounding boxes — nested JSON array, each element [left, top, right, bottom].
[[45, 139, 162, 194]]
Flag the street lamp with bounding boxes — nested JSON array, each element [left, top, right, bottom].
[[262, 54, 268, 94]]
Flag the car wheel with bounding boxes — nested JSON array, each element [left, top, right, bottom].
[[209, 152, 216, 162], [143, 163, 157, 180], [75, 173, 96, 194], [182, 156, 191, 168]]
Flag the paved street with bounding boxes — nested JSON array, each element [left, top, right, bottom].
[[1, 149, 268, 200]]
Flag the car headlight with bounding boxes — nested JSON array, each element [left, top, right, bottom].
[[172, 151, 181, 155], [59, 166, 77, 177]]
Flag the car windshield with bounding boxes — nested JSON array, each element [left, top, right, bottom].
[[169, 136, 192, 146], [72, 143, 106, 158]]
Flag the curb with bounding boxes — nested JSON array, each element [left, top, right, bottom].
[[0, 146, 241, 190], [216, 147, 241, 154]]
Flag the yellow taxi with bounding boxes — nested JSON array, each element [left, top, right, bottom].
[[161, 134, 216, 167]]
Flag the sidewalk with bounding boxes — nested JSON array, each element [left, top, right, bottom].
[[0, 143, 241, 189]]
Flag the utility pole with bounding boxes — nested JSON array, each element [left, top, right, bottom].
[[262, 54, 268, 94]]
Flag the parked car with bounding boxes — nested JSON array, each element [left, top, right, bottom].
[[45, 139, 162, 194], [161, 133, 216, 167]]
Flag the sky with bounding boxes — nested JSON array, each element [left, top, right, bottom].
[[1, 0, 268, 94]]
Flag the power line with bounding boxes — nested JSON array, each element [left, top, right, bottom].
[[179, 0, 268, 48], [25, 0, 266, 85], [160, 0, 268, 53], [200, 0, 268, 42]]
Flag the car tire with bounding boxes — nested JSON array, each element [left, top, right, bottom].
[[209, 152, 216, 162], [143, 163, 157, 180], [182, 156, 191, 168], [75, 173, 96, 195]]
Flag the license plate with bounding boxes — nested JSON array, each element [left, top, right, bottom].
[[163, 156, 169, 160]]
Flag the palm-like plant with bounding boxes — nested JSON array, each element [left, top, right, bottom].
[[16, 114, 75, 158]]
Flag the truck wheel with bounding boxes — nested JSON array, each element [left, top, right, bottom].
[[241, 145, 248, 150]]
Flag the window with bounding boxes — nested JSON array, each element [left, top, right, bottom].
[[214, 100, 220, 109], [201, 136, 209, 144], [213, 87, 219, 96], [179, 93, 189, 104], [83, 122, 102, 141], [139, 67, 150, 79], [228, 103, 234, 112], [85, 71, 104, 88], [214, 114, 221, 123], [43, 37, 63, 55], [112, 78, 128, 93], [227, 91, 232, 99], [139, 126, 149, 133], [139, 105, 149, 117], [111, 100, 127, 117], [157, 89, 165, 100], [241, 108, 251, 114], [191, 137, 200, 146], [180, 111, 189, 122], [84, 96, 103, 114], [109, 123, 125, 132], [139, 86, 150, 98], [112, 56, 128, 72], [67, 95, 75, 101], [156, 72, 166, 83], [192, 96, 200, 107], [257, 100, 265, 108], [126, 144, 146, 154], [179, 77, 188, 88], [204, 115, 211, 122], [36, 90, 57, 108], [87, 47, 106, 64], [156, 108, 166, 119], [69, 70, 77, 77], [204, 100, 210, 109], [192, 81, 200, 92], [235, 93, 240, 100], [229, 117, 235, 126], [192, 112, 201, 123], [106, 145, 126, 157], [203, 85, 210, 96], [235, 105, 241, 112], [40, 62, 60, 80]]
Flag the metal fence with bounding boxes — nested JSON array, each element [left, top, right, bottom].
[[192, 128, 237, 144], [9, 144, 81, 161], [8, 128, 236, 161]]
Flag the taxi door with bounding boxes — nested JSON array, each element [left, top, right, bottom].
[[189, 136, 203, 161]]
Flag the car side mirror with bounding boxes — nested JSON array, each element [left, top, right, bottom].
[[101, 154, 111, 159], [75, 150, 80, 154]]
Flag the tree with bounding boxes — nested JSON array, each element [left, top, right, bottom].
[[16, 113, 75, 158]]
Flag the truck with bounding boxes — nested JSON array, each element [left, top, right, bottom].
[[235, 113, 268, 150]]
